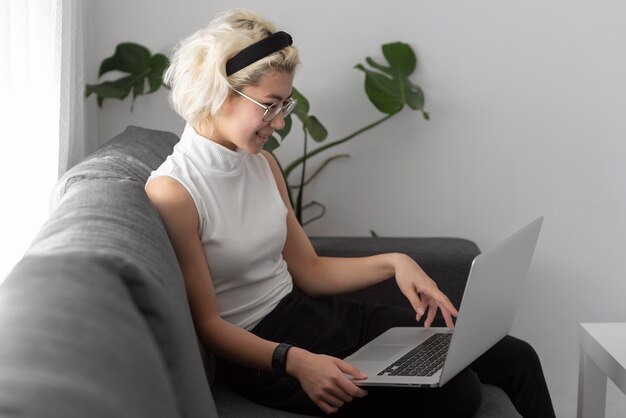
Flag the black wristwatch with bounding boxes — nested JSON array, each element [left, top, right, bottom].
[[271, 343, 293, 375]]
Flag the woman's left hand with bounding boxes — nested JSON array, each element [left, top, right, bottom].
[[392, 254, 458, 328]]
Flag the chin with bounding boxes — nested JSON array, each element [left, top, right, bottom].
[[252, 137, 268, 153]]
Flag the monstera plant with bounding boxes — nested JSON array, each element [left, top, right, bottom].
[[267, 42, 429, 225], [87, 41, 428, 226], [86, 43, 169, 110]]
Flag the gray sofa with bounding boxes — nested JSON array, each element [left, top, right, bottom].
[[0, 126, 521, 417]]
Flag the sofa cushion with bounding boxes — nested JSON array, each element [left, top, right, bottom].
[[212, 381, 313, 418], [212, 380, 520, 418], [50, 125, 179, 203], [24, 126, 217, 418], [0, 255, 180, 418], [477, 385, 522, 417]]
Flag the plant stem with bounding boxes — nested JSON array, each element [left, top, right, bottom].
[[283, 112, 398, 179], [290, 154, 350, 189], [295, 124, 309, 223]]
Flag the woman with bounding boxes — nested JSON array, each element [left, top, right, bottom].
[[145, 8, 555, 418]]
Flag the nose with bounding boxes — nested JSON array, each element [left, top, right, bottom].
[[269, 113, 286, 130]]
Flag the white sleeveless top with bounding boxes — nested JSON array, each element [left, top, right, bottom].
[[146, 124, 293, 330]]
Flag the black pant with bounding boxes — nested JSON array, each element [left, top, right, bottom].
[[216, 286, 556, 418]]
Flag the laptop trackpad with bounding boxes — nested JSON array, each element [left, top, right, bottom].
[[350, 345, 406, 361]]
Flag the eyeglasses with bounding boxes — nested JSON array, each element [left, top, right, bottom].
[[233, 89, 297, 122]]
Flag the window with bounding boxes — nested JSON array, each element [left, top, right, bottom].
[[0, 1, 83, 283]]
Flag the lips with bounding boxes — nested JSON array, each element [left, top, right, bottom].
[[256, 131, 272, 143]]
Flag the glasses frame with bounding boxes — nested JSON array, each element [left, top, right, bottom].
[[233, 89, 297, 122]]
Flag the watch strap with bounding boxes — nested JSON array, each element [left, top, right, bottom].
[[271, 343, 293, 375]]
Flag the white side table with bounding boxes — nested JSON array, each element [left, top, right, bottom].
[[578, 322, 626, 418]]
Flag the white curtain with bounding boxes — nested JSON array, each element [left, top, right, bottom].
[[0, 0, 85, 283], [58, 0, 85, 175]]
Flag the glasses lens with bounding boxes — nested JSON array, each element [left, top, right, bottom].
[[263, 102, 282, 122], [283, 99, 297, 118], [262, 99, 298, 122]]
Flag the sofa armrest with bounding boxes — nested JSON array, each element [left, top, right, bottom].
[[310, 237, 480, 326]]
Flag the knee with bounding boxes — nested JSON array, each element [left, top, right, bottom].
[[500, 336, 548, 388], [444, 368, 483, 417], [509, 336, 542, 370]]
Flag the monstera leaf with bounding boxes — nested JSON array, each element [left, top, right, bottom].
[[355, 42, 429, 119], [86, 43, 169, 109]]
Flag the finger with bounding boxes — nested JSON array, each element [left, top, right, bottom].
[[421, 288, 459, 328], [424, 299, 438, 328], [424, 292, 458, 328], [321, 376, 354, 404], [336, 374, 368, 399], [417, 294, 431, 326], [423, 287, 458, 318], [316, 400, 339, 415], [320, 392, 346, 408], [435, 293, 459, 317], [336, 358, 367, 379], [440, 303, 456, 329], [336, 360, 368, 397], [403, 287, 425, 320]]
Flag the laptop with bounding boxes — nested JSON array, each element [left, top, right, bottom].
[[344, 216, 544, 387]]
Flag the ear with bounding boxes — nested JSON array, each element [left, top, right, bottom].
[[218, 91, 239, 116]]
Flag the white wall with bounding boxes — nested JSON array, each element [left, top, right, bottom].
[[86, 1, 626, 416]]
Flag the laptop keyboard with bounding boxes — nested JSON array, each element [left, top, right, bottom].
[[378, 333, 452, 377]]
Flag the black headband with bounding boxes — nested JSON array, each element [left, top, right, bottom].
[[225, 31, 293, 76]]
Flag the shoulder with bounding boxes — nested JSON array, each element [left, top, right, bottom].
[[260, 149, 278, 166], [146, 176, 190, 204], [145, 176, 199, 231]]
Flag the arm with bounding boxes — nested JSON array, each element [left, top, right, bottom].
[[261, 151, 458, 328], [146, 176, 366, 413], [145, 177, 278, 369]]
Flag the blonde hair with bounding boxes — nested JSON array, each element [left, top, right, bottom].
[[164, 9, 300, 131]]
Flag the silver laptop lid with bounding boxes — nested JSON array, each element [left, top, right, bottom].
[[439, 216, 543, 386]]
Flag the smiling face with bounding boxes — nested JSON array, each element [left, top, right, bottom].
[[202, 70, 295, 154]]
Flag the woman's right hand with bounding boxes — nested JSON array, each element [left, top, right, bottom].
[[286, 347, 368, 414]]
